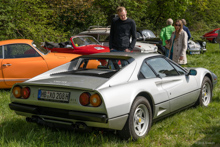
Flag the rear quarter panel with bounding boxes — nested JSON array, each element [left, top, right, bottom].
[[42, 53, 80, 69], [97, 78, 168, 119]]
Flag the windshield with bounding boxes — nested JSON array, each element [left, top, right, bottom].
[[142, 30, 156, 38], [32, 41, 49, 54], [72, 36, 100, 47], [52, 57, 131, 78]]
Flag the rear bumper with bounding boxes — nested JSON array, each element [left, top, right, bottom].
[[9, 102, 108, 123]]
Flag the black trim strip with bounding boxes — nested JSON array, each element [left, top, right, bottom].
[[9, 103, 108, 123], [153, 102, 195, 122]]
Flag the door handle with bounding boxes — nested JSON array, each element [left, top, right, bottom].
[[3, 64, 12, 66]]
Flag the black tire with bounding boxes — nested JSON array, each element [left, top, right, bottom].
[[118, 96, 152, 140], [212, 38, 217, 43], [195, 77, 212, 107], [157, 48, 165, 55]]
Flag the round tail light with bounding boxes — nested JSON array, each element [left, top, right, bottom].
[[21, 87, 30, 99], [90, 94, 102, 107], [79, 92, 90, 106], [12, 86, 22, 98]]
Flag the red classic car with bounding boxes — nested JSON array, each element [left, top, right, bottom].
[[43, 35, 110, 55], [201, 28, 220, 43]]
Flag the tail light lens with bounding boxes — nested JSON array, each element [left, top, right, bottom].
[[12, 86, 30, 99], [12, 86, 22, 98], [79, 92, 90, 106], [79, 92, 102, 107], [90, 94, 102, 107], [21, 87, 30, 99]]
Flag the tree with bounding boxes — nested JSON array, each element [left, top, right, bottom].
[[47, 0, 107, 36], [0, 0, 67, 42]]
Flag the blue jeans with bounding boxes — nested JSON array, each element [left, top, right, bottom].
[[110, 49, 124, 52], [169, 52, 173, 60], [165, 48, 169, 57], [162, 46, 169, 57]]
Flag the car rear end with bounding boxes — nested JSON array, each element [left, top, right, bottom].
[[9, 83, 109, 129]]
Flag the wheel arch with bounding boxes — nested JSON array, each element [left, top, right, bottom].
[[135, 92, 155, 118], [204, 73, 213, 89]]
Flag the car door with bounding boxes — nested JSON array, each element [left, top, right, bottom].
[[1, 43, 49, 86], [138, 60, 170, 118], [0, 46, 4, 85], [146, 57, 199, 112]]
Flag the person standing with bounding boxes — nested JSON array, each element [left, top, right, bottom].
[[109, 6, 136, 52], [181, 19, 191, 41], [160, 18, 175, 57], [166, 20, 188, 65], [217, 30, 220, 48]]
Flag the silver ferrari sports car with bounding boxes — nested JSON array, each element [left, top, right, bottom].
[[9, 52, 217, 140]]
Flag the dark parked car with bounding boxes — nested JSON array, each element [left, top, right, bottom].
[[136, 29, 165, 54]]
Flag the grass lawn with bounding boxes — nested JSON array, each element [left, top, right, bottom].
[[0, 42, 220, 147]]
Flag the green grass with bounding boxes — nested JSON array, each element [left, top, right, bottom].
[[1, 43, 220, 147]]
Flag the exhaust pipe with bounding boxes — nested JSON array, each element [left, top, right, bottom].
[[75, 122, 88, 130], [26, 117, 38, 123]]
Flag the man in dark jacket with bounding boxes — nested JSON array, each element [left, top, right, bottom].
[[181, 19, 191, 41], [109, 6, 137, 52]]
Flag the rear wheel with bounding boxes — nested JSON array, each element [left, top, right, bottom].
[[196, 77, 212, 106], [212, 38, 217, 43], [118, 96, 152, 140]]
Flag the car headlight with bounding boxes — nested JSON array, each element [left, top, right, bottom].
[[202, 41, 206, 47]]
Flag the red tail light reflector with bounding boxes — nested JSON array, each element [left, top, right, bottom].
[[90, 94, 102, 107], [12, 86, 22, 98], [21, 87, 30, 99], [79, 92, 90, 106]]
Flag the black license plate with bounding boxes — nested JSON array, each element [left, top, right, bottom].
[[38, 90, 70, 103]]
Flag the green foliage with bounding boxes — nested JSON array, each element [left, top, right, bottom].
[[0, 0, 69, 42], [0, 0, 220, 42]]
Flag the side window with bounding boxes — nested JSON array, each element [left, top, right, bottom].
[[4, 44, 40, 59], [170, 62, 186, 75], [138, 62, 156, 79], [73, 37, 84, 47], [147, 57, 179, 77], [0, 46, 2, 58], [99, 35, 110, 42], [87, 34, 98, 40], [136, 32, 142, 39]]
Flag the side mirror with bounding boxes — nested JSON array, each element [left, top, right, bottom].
[[187, 69, 197, 76]]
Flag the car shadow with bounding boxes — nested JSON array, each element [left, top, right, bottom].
[[192, 125, 220, 146]]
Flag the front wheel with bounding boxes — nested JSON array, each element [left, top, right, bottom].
[[196, 77, 212, 107], [118, 96, 152, 140]]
